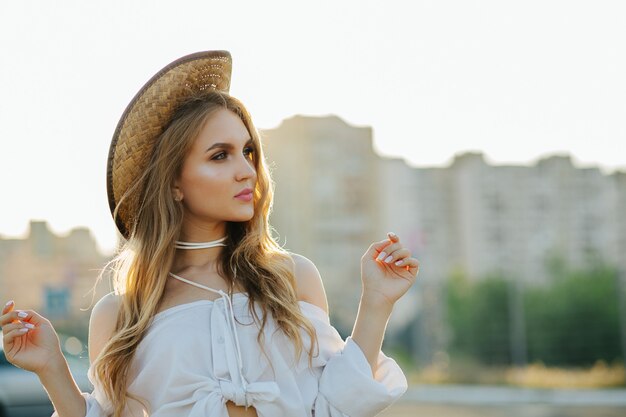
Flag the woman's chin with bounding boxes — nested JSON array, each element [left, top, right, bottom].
[[230, 210, 255, 222]]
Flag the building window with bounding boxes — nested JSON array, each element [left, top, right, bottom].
[[45, 286, 70, 318]]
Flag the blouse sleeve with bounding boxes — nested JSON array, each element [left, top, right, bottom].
[[78, 393, 109, 417], [299, 301, 408, 417]]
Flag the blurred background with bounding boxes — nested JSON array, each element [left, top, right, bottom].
[[1, 1, 626, 416]]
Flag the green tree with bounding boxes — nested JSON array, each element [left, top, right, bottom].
[[525, 261, 621, 366], [445, 259, 622, 367], [445, 271, 511, 365]]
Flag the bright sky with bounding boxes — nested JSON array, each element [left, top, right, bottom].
[[1, 0, 625, 254]]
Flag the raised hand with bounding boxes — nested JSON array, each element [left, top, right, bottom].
[[1, 300, 64, 375], [360, 232, 419, 308]]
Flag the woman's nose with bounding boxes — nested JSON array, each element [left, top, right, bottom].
[[236, 154, 256, 181]]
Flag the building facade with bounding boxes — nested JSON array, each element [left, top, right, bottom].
[[0, 220, 111, 325], [262, 115, 626, 365], [262, 115, 382, 333]]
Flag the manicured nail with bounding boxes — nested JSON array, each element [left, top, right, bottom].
[[376, 251, 387, 261], [388, 232, 397, 238], [17, 311, 28, 318], [395, 260, 404, 266], [19, 328, 29, 333], [384, 255, 393, 263], [24, 323, 35, 329], [5, 300, 14, 307]]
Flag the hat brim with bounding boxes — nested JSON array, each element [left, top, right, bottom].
[[107, 50, 232, 239]]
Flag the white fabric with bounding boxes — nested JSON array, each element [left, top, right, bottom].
[[57, 279, 407, 417]]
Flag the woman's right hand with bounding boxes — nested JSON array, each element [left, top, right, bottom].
[[1, 300, 65, 376]]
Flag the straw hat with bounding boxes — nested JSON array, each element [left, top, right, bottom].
[[106, 50, 232, 239]]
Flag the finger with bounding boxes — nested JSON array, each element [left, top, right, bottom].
[[2, 321, 34, 335], [386, 232, 400, 243], [3, 300, 14, 315], [395, 257, 420, 274], [0, 310, 30, 327], [0, 309, 41, 327], [3, 325, 31, 345], [375, 242, 404, 262], [364, 239, 394, 260], [16, 309, 48, 325], [379, 248, 411, 265]]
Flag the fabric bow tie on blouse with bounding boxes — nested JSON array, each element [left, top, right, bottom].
[[168, 271, 280, 409]]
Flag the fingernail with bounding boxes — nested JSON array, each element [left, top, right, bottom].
[[5, 300, 14, 307], [388, 232, 396, 237], [19, 328, 29, 333], [395, 260, 404, 266], [17, 311, 28, 318], [384, 255, 393, 263], [24, 323, 35, 329], [376, 251, 387, 261]]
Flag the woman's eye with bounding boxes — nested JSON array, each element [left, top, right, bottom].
[[211, 147, 254, 161]]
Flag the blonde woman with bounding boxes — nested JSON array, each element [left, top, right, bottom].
[[1, 51, 418, 417]]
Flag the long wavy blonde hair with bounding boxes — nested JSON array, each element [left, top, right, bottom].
[[93, 90, 318, 416]]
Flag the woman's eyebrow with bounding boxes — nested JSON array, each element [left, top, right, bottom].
[[205, 138, 253, 153]]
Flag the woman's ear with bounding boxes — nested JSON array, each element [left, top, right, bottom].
[[172, 181, 183, 202]]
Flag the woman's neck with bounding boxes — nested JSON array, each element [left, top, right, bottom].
[[173, 227, 228, 272]]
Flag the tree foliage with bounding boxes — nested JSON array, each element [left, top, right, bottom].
[[445, 261, 623, 366], [525, 262, 621, 366], [445, 270, 512, 365]]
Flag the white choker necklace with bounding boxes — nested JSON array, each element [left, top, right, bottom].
[[174, 236, 227, 250]]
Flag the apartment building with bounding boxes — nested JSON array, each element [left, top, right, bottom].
[[261, 115, 626, 364], [262, 115, 382, 332], [0, 220, 111, 321]]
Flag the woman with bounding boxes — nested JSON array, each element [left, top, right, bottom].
[[1, 51, 418, 417]]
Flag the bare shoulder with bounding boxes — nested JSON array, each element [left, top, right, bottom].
[[88, 291, 121, 363], [285, 252, 329, 315]]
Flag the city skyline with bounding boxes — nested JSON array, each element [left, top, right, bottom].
[[2, 0, 625, 254], [1, 132, 621, 257]]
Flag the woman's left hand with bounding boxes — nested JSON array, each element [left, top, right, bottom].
[[360, 232, 419, 308]]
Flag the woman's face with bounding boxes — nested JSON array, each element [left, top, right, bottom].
[[174, 108, 257, 228]]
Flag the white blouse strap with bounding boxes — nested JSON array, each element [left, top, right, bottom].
[[168, 272, 223, 295], [167, 272, 250, 405]]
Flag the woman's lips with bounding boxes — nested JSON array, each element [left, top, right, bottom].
[[235, 192, 253, 202]]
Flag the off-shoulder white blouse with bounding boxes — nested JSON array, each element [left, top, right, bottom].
[[60, 274, 407, 417]]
